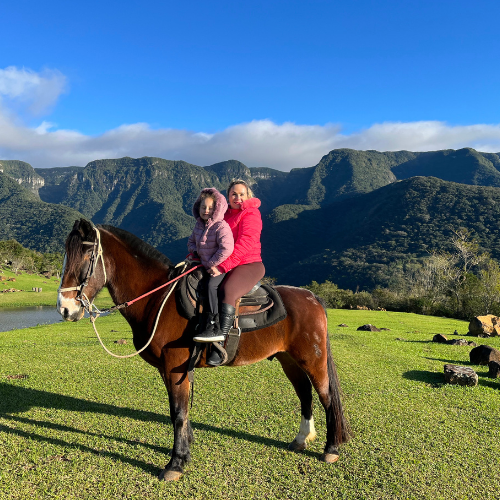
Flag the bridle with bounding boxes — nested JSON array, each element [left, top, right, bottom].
[[58, 223, 201, 358], [58, 226, 107, 312]]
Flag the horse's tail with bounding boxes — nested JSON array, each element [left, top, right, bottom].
[[325, 317, 353, 445]]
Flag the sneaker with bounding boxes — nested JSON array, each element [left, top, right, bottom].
[[193, 313, 225, 342]]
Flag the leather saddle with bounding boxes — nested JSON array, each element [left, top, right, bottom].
[[185, 267, 274, 316]]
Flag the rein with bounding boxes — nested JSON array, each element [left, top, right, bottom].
[[59, 224, 202, 358]]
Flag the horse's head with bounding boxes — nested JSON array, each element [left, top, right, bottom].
[[57, 219, 107, 322]]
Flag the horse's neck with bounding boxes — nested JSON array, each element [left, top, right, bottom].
[[102, 231, 172, 308]]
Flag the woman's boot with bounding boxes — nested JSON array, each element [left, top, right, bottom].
[[206, 303, 236, 366]]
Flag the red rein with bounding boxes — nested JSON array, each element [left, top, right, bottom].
[[125, 264, 202, 307]]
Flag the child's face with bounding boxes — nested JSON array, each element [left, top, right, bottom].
[[199, 197, 215, 221]]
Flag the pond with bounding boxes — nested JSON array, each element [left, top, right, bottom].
[[0, 306, 63, 332]]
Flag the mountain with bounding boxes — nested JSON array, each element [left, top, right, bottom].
[[0, 160, 45, 195], [0, 171, 84, 253], [0, 146, 498, 289], [264, 176, 500, 287]]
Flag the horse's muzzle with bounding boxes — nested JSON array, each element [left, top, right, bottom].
[[57, 293, 85, 322]]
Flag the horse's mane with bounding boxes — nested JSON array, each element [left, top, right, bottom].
[[99, 225, 174, 269]]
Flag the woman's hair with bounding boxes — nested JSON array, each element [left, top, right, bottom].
[[227, 179, 255, 199]]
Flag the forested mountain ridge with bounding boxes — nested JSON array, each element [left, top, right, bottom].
[[3, 147, 500, 288], [0, 171, 84, 252], [264, 176, 500, 287], [0, 160, 45, 194]]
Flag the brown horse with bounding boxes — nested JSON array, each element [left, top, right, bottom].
[[57, 219, 351, 481]]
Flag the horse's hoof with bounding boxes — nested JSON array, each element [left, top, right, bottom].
[[158, 469, 183, 481], [288, 439, 307, 451], [321, 452, 340, 463]]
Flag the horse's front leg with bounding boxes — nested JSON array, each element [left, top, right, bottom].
[[158, 348, 192, 481]]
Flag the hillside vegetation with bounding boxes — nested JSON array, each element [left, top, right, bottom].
[[2, 147, 500, 289]]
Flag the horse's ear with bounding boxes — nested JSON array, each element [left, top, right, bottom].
[[72, 220, 81, 231], [78, 219, 94, 239]]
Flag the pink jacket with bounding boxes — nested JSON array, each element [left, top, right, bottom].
[[218, 197, 263, 273], [187, 188, 234, 269]]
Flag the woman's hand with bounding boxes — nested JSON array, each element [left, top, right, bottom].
[[209, 266, 222, 277]]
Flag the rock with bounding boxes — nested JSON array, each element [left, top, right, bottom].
[[468, 315, 500, 337], [443, 364, 478, 386], [433, 334, 448, 343], [454, 330, 459, 335], [338, 324, 348, 327], [488, 361, 500, 378], [448, 338, 467, 346], [469, 345, 500, 365], [114, 339, 127, 345], [357, 324, 381, 332]]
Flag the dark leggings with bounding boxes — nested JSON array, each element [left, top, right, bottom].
[[205, 273, 225, 314], [219, 262, 266, 307]]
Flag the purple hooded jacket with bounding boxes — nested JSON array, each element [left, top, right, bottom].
[[187, 188, 234, 269]]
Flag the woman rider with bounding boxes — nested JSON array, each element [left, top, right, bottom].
[[193, 179, 265, 364]]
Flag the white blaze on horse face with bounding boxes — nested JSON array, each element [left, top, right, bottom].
[[294, 416, 317, 446], [57, 254, 83, 321]]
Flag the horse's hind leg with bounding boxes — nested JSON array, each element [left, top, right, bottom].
[[305, 337, 352, 463], [275, 352, 317, 451]]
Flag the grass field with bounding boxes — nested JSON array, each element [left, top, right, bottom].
[[0, 309, 499, 499], [0, 268, 112, 308]]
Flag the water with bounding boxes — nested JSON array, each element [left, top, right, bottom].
[[0, 306, 63, 332]]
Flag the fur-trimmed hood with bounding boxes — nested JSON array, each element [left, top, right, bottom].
[[192, 187, 228, 222]]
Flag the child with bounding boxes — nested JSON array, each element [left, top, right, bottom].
[[188, 188, 234, 342]]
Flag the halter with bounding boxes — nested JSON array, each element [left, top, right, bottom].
[[58, 226, 107, 305]]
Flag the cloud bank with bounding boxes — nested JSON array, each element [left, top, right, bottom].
[[1, 66, 500, 171]]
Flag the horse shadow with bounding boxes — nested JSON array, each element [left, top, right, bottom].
[[0, 382, 311, 475]]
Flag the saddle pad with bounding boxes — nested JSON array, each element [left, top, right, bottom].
[[238, 284, 287, 333]]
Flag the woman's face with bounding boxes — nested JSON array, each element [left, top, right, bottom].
[[228, 184, 248, 209]]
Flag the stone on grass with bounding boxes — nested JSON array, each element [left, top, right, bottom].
[[469, 345, 500, 365], [357, 324, 381, 332], [468, 315, 500, 337], [449, 339, 476, 346], [114, 339, 127, 345], [338, 323, 348, 327], [443, 364, 478, 386], [433, 334, 448, 343], [488, 361, 500, 378]]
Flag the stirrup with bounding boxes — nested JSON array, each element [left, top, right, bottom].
[[193, 331, 225, 342]]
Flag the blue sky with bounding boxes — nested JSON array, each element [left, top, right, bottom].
[[1, 0, 500, 169]]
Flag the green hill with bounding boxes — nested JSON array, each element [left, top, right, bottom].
[[3, 147, 500, 289], [0, 172, 85, 252], [263, 176, 500, 288]]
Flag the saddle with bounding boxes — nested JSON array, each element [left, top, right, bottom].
[[177, 266, 286, 330], [176, 264, 287, 366]]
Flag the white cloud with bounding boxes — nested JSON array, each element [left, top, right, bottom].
[[0, 66, 67, 115], [1, 67, 500, 170]]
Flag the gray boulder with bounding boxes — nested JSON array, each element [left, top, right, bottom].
[[443, 365, 478, 386]]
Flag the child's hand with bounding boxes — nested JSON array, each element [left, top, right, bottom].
[[208, 266, 222, 277]]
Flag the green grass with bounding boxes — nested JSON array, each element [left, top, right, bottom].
[[0, 310, 499, 499], [0, 268, 112, 308]]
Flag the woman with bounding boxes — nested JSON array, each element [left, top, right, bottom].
[[195, 179, 265, 365]]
